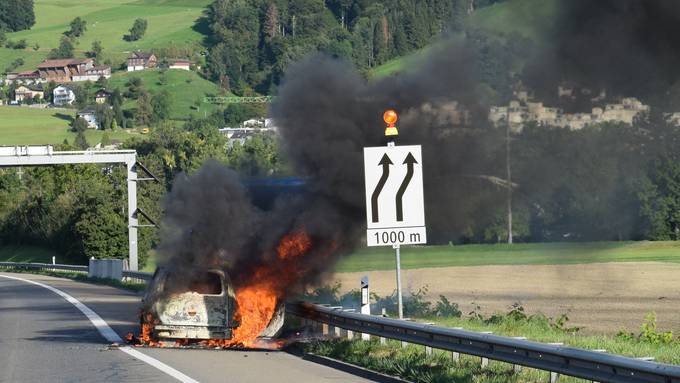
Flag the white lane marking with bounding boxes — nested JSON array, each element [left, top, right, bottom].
[[0, 274, 200, 383]]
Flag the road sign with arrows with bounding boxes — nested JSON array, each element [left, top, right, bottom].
[[364, 145, 426, 246]]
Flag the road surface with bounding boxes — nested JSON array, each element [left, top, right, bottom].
[[0, 272, 374, 383]]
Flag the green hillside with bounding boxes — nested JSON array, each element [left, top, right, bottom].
[[371, 0, 557, 77], [0, 0, 210, 72], [107, 69, 226, 120], [468, 0, 558, 42], [0, 106, 139, 145]]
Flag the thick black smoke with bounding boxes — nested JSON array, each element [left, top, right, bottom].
[[271, 42, 504, 247], [156, 160, 354, 291], [156, 40, 507, 295], [525, 0, 680, 106]]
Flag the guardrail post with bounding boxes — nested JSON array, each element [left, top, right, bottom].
[[347, 330, 354, 340], [480, 331, 493, 368], [591, 350, 606, 383], [512, 337, 527, 372], [547, 343, 564, 383], [550, 371, 559, 383], [322, 323, 329, 336]]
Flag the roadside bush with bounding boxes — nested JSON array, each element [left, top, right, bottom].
[[617, 312, 674, 344], [433, 295, 462, 317]]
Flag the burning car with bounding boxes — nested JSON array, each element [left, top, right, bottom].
[[141, 267, 285, 344]]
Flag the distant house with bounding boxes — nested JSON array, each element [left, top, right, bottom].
[[6, 70, 42, 84], [38, 58, 94, 83], [94, 89, 112, 104], [72, 65, 112, 82], [169, 60, 191, 71], [14, 84, 44, 102], [53, 85, 76, 106], [77, 107, 98, 129], [127, 52, 157, 71]]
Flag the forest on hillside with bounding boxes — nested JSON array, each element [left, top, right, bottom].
[[204, 0, 506, 95]]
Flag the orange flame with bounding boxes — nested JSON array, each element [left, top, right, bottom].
[[226, 230, 312, 347]]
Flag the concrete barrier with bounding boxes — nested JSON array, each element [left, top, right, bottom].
[[88, 259, 124, 280]]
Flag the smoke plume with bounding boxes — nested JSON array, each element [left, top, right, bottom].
[[156, 39, 507, 297]]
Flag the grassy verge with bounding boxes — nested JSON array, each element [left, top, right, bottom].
[[335, 241, 680, 272], [304, 310, 680, 383], [0, 268, 146, 292], [0, 245, 61, 263]]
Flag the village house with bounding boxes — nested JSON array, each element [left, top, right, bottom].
[[37, 58, 95, 83], [94, 89, 112, 104], [14, 84, 44, 102], [71, 65, 112, 82], [77, 107, 99, 129], [168, 59, 191, 71], [6, 70, 42, 85], [53, 85, 76, 106], [127, 52, 157, 71]]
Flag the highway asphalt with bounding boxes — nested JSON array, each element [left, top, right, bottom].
[[0, 272, 374, 383]]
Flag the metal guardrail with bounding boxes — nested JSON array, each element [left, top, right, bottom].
[[0, 261, 88, 272], [288, 302, 680, 383], [0, 262, 153, 283], [122, 270, 153, 283]]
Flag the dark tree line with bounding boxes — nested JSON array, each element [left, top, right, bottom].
[[205, 0, 470, 95]]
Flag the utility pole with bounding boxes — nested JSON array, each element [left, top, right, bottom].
[[506, 119, 513, 244]]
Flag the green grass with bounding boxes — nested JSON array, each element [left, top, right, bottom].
[[305, 306, 680, 382], [1, 0, 210, 72], [335, 241, 680, 272], [107, 69, 225, 120], [0, 105, 140, 145], [0, 245, 60, 263]]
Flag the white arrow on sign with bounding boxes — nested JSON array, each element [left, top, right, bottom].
[[363, 145, 426, 247]]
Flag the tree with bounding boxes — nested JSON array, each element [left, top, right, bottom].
[[125, 77, 143, 99], [48, 36, 75, 59], [126, 18, 148, 41], [95, 103, 114, 130], [90, 40, 103, 59], [264, 4, 279, 40], [72, 117, 88, 133], [101, 132, 111, 146], [151, 90, 172, 123], [75, 130, 88, 149], [65, 17, 87, 38], [95, 76, 108, 89], [0, 0, 36, 32], [135, 90, 153, 126], [0, 30, 5, 46]]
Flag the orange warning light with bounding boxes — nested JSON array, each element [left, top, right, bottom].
[[383, 110, 398, 126], [384, 110, 399, 137]]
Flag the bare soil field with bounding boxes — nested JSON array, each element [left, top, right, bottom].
[[331, 262, 680, 334]]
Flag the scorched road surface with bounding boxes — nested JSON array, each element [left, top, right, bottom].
[[0, 272, 374, 383]]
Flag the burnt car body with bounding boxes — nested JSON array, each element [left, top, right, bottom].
[[142, 267, 284, 340]]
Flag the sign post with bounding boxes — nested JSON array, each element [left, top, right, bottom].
[[363, 110, 426, 319]]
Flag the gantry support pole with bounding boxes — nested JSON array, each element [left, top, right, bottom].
[[127, 160, 138, 271]]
